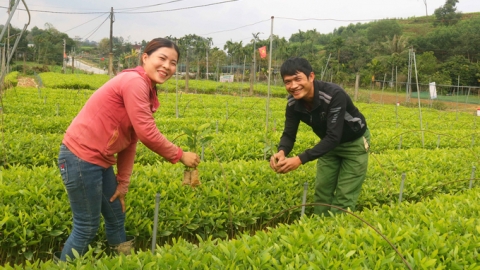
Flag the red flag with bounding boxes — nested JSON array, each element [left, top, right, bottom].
[[258, 46, 267, 59], [64, 52, 67, 59]]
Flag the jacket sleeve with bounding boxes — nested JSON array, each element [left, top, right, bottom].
[[122, 76, 183, 164], [298, 92, 346, 164], [115, 135, 138, 194], [278, 105, 300, 156]]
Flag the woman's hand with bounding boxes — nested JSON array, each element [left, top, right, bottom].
[[180, 151, 200, 168], [110, 188, 126, 213]]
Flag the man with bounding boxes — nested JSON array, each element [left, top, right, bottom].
[[270, 57, 370, 216]]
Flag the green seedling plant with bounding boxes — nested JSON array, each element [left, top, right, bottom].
[[182, 123, 213, 187], [262, 138, 277, 164]]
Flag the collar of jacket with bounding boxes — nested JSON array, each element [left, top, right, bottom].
[[293, 80, 323, 113], [121, 66, 160, 113]]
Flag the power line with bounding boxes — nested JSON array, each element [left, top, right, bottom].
[[116, 0, 239, 14], [63, 13, 109, 33], [82, 14, 111, 41], [0, 5, 107, 14], [0, 1, 238, 15], [277, 17, 376, 23], [115, 0, 185, 11], [201, 19, 270, 36]]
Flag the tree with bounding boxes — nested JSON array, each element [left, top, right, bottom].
[[331, 37, 344, 64], [208, 47, 227, 81], [250, 32, 261, 94], [455, 16, 480, 62], [412, 25, 461, 62], [223, 39, 243, 76], [30, 24, 74, 65], [0, 24, 29, 62], [367, 58, 383, 83], [178, 34, 198, 92], [203, 37, 213, 80], [441, 55, 478, 86], [366, 20, 402, 43], [422, 0, 428, 16], [416, 51, 438, 82], [434, 0, 462, 26], [378, 34, 409, 83], [98, 38, 110, 56]]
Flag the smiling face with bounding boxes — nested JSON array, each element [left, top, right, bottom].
[[283, 71, 315, 102], [142, 47, 178, 86]]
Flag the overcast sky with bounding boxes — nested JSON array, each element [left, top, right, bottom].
[[3, 0, 479, 49]]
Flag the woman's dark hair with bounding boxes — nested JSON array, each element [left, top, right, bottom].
[[280, 57, 313, 79], [140, 38, 180, 65]]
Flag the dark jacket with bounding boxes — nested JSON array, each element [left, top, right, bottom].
[[278, 80, 367, 164]]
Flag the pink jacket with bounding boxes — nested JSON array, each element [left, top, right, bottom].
[[63, 66, 183, 193]]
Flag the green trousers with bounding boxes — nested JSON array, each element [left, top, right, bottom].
[[314, 128, 370, 216]]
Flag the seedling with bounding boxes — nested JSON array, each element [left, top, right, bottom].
[[262, 138, 278, 164], [182, 123, 213, 187]]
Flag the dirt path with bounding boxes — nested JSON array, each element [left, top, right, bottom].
[[367, 92, 480, 113]]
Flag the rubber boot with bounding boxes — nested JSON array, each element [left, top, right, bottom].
[[110, 235, 135, 255]]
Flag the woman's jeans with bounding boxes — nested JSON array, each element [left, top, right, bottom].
[[57, 144, 126, 261]]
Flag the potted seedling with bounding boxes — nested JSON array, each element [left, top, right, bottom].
[[182, 123, 213, 187]]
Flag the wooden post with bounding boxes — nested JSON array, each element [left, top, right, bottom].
[[354, 72, 360, 102]]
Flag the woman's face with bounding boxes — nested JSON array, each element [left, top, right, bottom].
[[142, 46, 178, 86]]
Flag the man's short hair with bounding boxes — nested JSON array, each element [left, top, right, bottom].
[[280, 57, 313, 79]]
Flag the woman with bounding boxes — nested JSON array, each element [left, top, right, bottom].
[[57, 38, 200, 261]]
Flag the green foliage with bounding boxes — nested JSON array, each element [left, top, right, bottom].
[[434, 0, 462, 26], [430, 71, 452, 86], [4, 189, 480, 269], [30, 25, 74, 65], [1, 84, 480, 266], [441, 55, 478, 86], [38, 72, 109, 89], [416, 51, 438, 79], [366, 20, 403, 43], [182, 123, 214, 153], [3, 71, 19, 88]]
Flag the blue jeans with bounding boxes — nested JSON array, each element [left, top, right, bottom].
[[57, 144, 126, 261]]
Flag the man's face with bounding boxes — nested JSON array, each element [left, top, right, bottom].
[[282, 71, 314, 100]]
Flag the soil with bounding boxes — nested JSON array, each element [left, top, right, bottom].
[[17, 77, 38, 88]]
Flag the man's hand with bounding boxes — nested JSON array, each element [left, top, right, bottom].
[[274, 156, 302, 174], [270, 151, 286, 171], [110, 188, 126, 213]]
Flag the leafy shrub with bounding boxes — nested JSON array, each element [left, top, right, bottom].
[[3, 71, 19, 88]]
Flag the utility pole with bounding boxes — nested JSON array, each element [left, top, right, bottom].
[[6, 1, 10, 73], [63, 39, 66, 74], [109, 7, 114, 77], [206, 44, 209, 80], [71, 48, 75, 74], [253, 36, 257, 85], [250, 32, 261, 95]]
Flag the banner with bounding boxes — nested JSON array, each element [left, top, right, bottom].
[[219, 75, 234, 83], [429, 82, 437, 99], [258, 46, 267, 59]]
